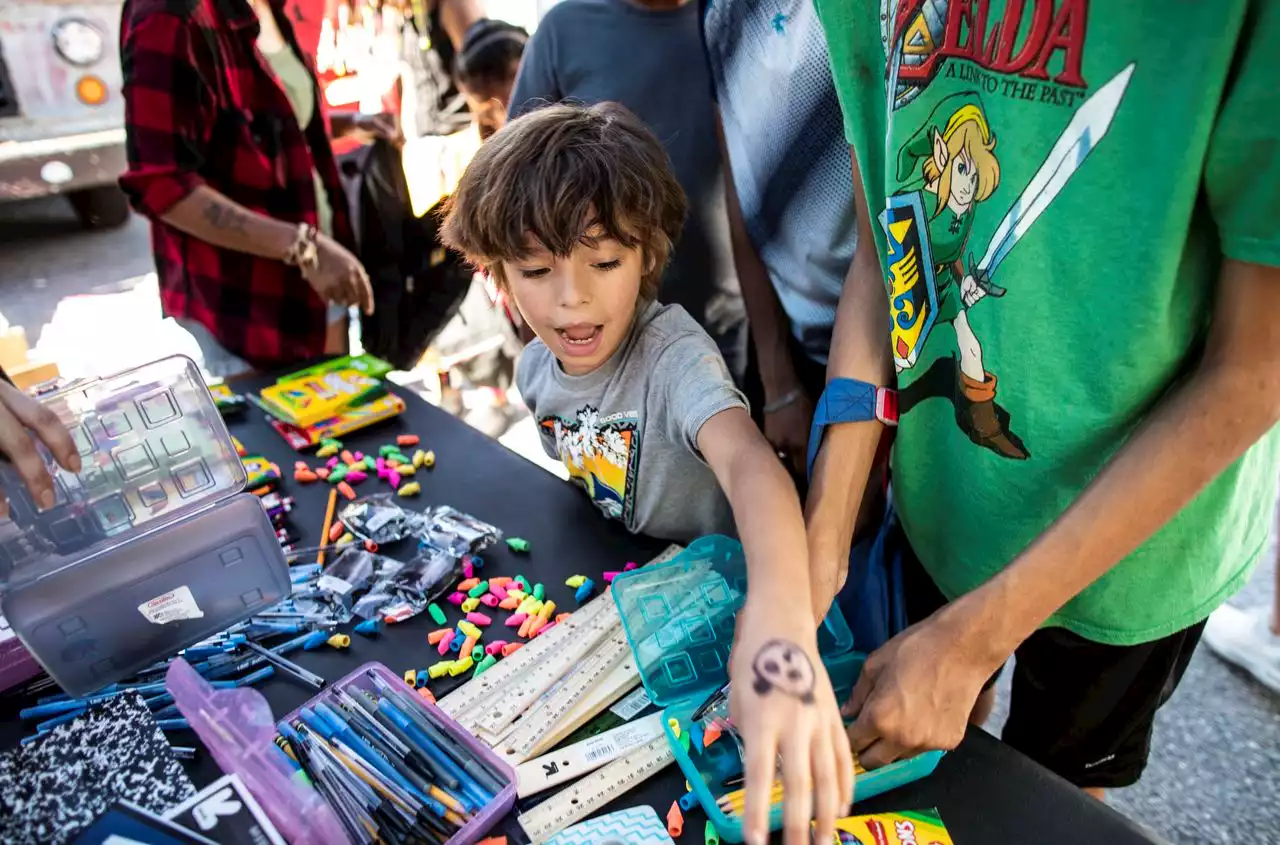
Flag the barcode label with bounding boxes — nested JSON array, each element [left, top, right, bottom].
[[583, 740, 617, 763], [609, 687, 651, 720]]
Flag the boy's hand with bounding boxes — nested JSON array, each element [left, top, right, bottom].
[[842, 604, 1005, 768], [730, 600, 854, 845], [0, 380, 81, 518]]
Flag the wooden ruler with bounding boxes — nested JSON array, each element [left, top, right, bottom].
[[499, 630, 632, 761], [474, 599, 623, 736], [438, 544, 682, 725], [515, 712, 666, 797], [525, 659, 640, 758], [438, 588, 613, 724], [517, 734, 675, 843]]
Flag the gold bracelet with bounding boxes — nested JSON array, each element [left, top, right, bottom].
[[283, 223, 319, 276]]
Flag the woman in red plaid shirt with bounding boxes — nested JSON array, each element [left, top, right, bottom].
[[119, 0, 401, 376]]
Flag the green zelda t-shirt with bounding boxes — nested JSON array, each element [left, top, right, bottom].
[[816, 0, 1280, 645]]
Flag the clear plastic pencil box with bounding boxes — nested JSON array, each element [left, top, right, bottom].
[[0, 355, 289, 697], [611, 535, 943, 843]]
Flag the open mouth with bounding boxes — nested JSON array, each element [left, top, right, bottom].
[[555, 324, 604, 358]]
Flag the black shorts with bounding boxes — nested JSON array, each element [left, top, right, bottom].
[[901, 532, 1205, 790]]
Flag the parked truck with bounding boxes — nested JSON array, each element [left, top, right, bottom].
[[0, 1, 130, 228]]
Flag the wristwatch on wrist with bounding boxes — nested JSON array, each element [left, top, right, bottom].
[[805, 378, 899, 476], [283, 223, 319, 277]]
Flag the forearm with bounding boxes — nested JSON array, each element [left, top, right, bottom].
[[959, 260, 1280, 660], [161, 185, 296, 260], [805, 230, 892, 602], [703, 411, 813, 618], [436, 0, 483, 50], [726, 440, 814, 615]]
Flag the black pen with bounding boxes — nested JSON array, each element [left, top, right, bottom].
[[692, 680, 732, 723]]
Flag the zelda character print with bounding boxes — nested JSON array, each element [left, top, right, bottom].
[[878, 0, 1134, 460]]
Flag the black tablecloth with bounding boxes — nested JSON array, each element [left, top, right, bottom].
[[0, 374, 1163, 845]]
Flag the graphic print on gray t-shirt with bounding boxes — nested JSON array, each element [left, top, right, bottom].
[[516, 302, 745, 543]]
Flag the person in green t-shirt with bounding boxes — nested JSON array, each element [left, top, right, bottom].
[[805, 0, 1280, 807]]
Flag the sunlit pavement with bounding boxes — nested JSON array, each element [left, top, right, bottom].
[[1, 196, 1276, 843]]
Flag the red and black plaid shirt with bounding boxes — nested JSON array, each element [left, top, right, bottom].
[[120, 0, 355, 369]]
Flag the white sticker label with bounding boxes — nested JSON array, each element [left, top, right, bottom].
[[581, 718, 661, 765], [138, 586, 204, 625], [609, 687, 651, 721]]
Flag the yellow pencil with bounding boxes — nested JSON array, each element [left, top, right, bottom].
[[317, 488, 337, 567]]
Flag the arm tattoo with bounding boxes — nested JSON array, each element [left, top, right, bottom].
[[751, 639, 816, 704], [201, 200, 249, 235]]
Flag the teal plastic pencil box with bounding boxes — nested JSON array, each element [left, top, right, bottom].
[[611, 535, 942, 842]]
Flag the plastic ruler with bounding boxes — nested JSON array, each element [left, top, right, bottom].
[[499, 630, 632, 761], [515, 712, 666, 797], [517, 733, 676, 843]]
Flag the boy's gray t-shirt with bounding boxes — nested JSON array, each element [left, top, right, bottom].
[[516, 303, 745, 543]]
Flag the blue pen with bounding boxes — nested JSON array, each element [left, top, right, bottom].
[[302, 706, 424, 800], [155, 718, 190, 731], [19, 684, 164, 720], [377, 698, 492, 807], [151, 703, 181, 720], [235, 666, 275, 687], [35, 707, 87, 733], [182, 645, 231, 661], [316, 701, 454, 816]]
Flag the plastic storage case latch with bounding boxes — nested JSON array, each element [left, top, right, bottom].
[[0, 356, 290, 696], [167, 658, 518, 845], [610, 535, 943, 842]]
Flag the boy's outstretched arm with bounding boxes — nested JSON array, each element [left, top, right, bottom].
[[846, 257, 1280, 769], [805, 148, 894, 619], [699, 408, 855, 845]]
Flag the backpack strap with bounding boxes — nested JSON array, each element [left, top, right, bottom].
[[806, 378, 898, 477]]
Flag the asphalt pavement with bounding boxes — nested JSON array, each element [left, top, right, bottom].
[[0, 196, 1277, 844]]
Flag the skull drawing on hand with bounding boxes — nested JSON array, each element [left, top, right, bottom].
[[751, 639, 816, 704]]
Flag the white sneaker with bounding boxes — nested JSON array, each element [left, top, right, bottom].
[[1203, 604, 1280, 695]]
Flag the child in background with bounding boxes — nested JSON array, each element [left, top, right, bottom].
[[453, 19, 528, 141], [441, 102, 855, 845]]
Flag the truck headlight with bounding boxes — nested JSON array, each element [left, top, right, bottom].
[[53, 19, 104, 67]]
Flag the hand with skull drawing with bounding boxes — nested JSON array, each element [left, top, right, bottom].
[[729, 603, 855, 845]]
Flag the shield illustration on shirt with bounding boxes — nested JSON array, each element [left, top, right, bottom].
[[879, 191, 938, 372]]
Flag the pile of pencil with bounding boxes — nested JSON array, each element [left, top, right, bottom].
[[274, 669, 509, 845]]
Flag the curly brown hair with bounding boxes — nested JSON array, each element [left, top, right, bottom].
[[439, 101, 687, 299]]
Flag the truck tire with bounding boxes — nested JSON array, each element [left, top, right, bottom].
[[68, 185, 131, 229]]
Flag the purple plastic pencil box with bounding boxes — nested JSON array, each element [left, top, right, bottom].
[[278, 662, 518, 845], [167, 657, 351, 845], [167, 658, 517, 845]]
